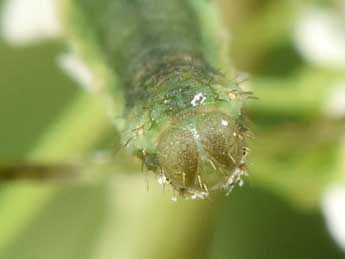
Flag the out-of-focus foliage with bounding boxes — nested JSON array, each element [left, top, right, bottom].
[[0, 0, 344, 259]]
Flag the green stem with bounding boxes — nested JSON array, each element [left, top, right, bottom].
[[0, 93, 112, 252]]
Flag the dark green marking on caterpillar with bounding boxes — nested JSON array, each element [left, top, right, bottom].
[[62, 0, 252, 199]]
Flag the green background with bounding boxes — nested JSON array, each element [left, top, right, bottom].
[[0, 0, 344, 258]]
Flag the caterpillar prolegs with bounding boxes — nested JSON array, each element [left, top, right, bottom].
[[60, 0, 251, 199]]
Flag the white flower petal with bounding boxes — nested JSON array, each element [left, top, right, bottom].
[[324, 82, 345, 118], [294, 8, 345, 68], [57, 52, 95, 92], [1, 0, 62, 46], [322, 184, 345, 251]]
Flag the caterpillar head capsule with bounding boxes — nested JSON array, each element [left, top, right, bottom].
[[157, 110, 248, 198]]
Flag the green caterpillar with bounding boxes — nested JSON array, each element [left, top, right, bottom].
[[59, 0, 250, 198]]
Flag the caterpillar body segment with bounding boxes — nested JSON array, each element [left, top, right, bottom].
[[60, 0, 250, 198]]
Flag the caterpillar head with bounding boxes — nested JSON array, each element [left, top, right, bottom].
[[156, 110, 248, 198]]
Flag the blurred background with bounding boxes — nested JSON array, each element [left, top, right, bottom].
[[0, 0, 345, 258]]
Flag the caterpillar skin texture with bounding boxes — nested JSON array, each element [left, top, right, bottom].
[[67, 0, 249, 198]]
